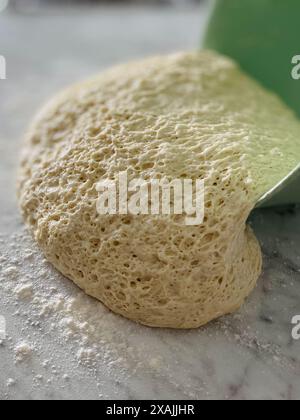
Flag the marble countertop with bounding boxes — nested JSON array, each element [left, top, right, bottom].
[[0, 3, 300, 401]]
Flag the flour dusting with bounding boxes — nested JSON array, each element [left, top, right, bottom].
[[14, 342, 33, 363], [0, 226, 298, 400], [0, 229, 169, 398]]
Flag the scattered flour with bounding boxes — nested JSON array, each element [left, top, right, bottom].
[[0, 228, 297, 399], [14, 284, 33, 300], [6, 378, 16, 388], [0, 229, 168, 398], [76, 347, 98, 366], [2, 266, 19, 280], [14, 342, 33, 363]]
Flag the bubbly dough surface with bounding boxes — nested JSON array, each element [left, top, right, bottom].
[[18, 51, 300, 328]]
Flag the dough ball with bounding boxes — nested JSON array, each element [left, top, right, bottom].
[[18, 51, 300, 328]]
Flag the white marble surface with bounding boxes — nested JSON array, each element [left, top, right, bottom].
[[0, 3, 300, 400]]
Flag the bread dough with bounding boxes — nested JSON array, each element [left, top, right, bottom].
[[18, 51, 300, 328]]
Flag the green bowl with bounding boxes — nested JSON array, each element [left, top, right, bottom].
[[204, 0, 300, 207]]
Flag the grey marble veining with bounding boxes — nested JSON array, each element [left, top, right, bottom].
[[0, 3, 300, 400]]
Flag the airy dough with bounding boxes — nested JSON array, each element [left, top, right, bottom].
[[18, 51, 300, 328]]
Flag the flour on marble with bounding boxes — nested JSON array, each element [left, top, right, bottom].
[[0, 228, 166, 396], [14, 342, 33, 363], [6, 378, 16, 388], [1, 226, 298, 400], [14, 284, 33, 300], [2, 266, 19, 280]]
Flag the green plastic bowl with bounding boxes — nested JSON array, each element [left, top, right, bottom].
[[204, 0, 300, 207]]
